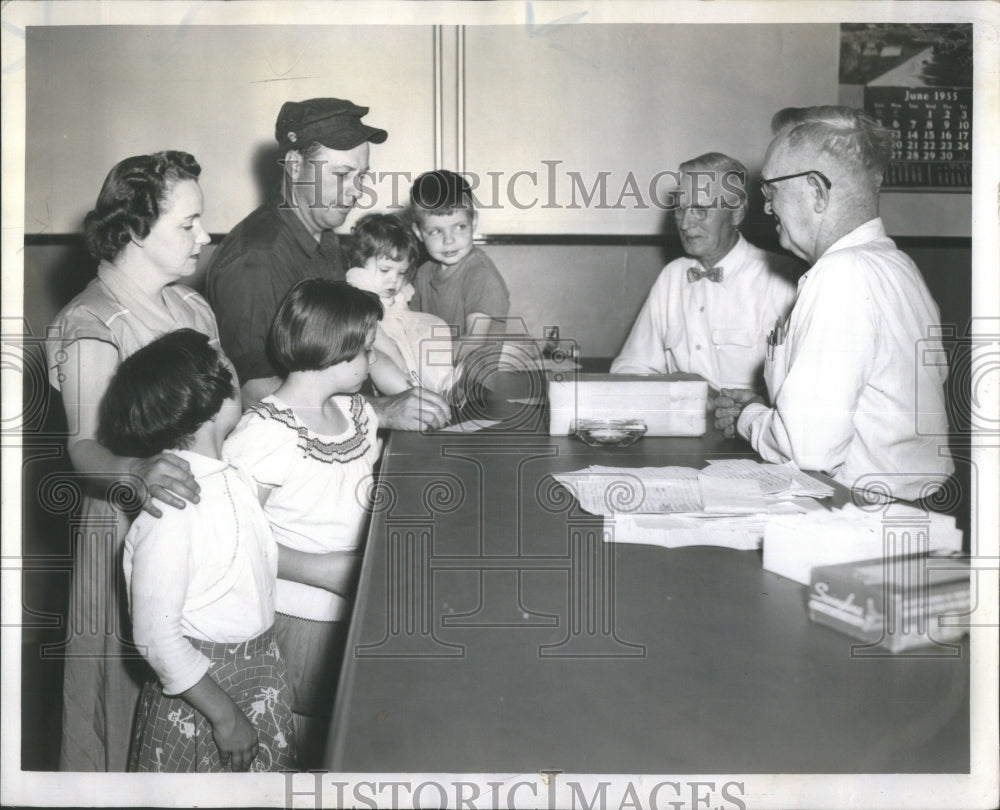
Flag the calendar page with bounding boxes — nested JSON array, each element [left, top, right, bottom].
[[866, 86, 972, 190], [840, 23, 972, 192]]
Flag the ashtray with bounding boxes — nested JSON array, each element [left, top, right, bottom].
[[573, 419, 647, 447]]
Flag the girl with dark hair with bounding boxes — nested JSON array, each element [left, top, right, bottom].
[[345, 213, 457, 394], [45, 151, 224, 771], [223, 279, 383, 769], [98, 329, 296, 772]]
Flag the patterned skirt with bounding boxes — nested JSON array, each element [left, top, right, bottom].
[[129, 628, 297, 772]]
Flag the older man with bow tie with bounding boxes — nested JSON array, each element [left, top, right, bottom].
[[611, 152, 798, 392]]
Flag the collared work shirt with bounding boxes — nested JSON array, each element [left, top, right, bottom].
[[205, 205, 347, 382], [738, 218, 954, 500]]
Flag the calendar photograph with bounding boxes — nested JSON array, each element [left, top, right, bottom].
[[839, 23, 972, 87], [840, 23, 972, 190]]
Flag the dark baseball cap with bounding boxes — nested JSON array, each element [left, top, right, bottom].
[[275, 97, 388, 152]]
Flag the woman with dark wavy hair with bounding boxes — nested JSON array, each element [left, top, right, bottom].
[[46, 151, 224, 771]]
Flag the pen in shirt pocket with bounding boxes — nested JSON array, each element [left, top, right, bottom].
[[766, 317, 785, 360]]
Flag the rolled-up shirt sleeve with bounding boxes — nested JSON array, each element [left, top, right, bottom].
[[737, 261, 875, 477], [127, 511, 211, 696]]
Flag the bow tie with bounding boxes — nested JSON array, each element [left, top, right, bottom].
[[687, 265, 724, 283]]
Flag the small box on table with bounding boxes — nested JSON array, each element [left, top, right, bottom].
[[763, 505, 963, 586], [548, 373, 709, 437], [808, 553, 970, 652]]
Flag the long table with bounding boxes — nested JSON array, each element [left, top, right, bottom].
[[324, 376, 969, 773]]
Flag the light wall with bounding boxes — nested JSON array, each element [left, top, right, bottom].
[[23, 23, 971, 357], [462, 24, 837, 235], [26, 25, 437, 235], [25, 24, 971, 238]]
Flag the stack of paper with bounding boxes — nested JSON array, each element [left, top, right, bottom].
[[699, 458, 834, 499], [551, 466, 702, 514], [550, 460, 834, 551], [609, 514, 764, 551], [763, 504, 964, 585]]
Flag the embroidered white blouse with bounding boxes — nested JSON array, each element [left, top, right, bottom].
[[223, 394, 380, 621]]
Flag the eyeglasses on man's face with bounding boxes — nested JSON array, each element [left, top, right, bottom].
[[759, 170, 832, 202], [673, 206, 711, 223]]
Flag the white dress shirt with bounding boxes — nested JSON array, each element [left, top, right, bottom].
[[611, 235, 798, 390], [738, 218, 954, 500], [123, 451, 278, 696]]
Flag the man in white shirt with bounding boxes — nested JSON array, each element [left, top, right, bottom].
[[714, 107, 954, 501], [611, 152, 798, 392]]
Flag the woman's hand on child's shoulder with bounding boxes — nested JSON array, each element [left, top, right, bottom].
[[128, 453, 200, 518]]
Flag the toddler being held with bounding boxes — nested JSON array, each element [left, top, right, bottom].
[[346, 213, 456, 394]]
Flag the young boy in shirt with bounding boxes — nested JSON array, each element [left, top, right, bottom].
[[409, 170, 510, 364]]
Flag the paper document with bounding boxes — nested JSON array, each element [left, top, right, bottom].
[[552, 466, 702, 515], [609, 514, 763, 550], [550, 459, 833, 551], [701, 458, 834, 498], [585, 465, 699, 479], [697, 475, 766, 514]]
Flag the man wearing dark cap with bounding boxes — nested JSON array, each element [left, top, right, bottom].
[[206, 97, 450, 429]]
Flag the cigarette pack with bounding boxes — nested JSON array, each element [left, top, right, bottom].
[[807, 553, 970, 652]]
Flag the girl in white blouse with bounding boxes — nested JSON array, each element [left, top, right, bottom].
[[101, 329, 296, 772], [223, 280, 383, 768]]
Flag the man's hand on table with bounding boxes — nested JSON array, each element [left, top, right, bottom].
[[371, 387, 451, 431], [712, 388, 764, 439]]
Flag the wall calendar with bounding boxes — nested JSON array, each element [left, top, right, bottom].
[[840, 24, 972, 191]]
